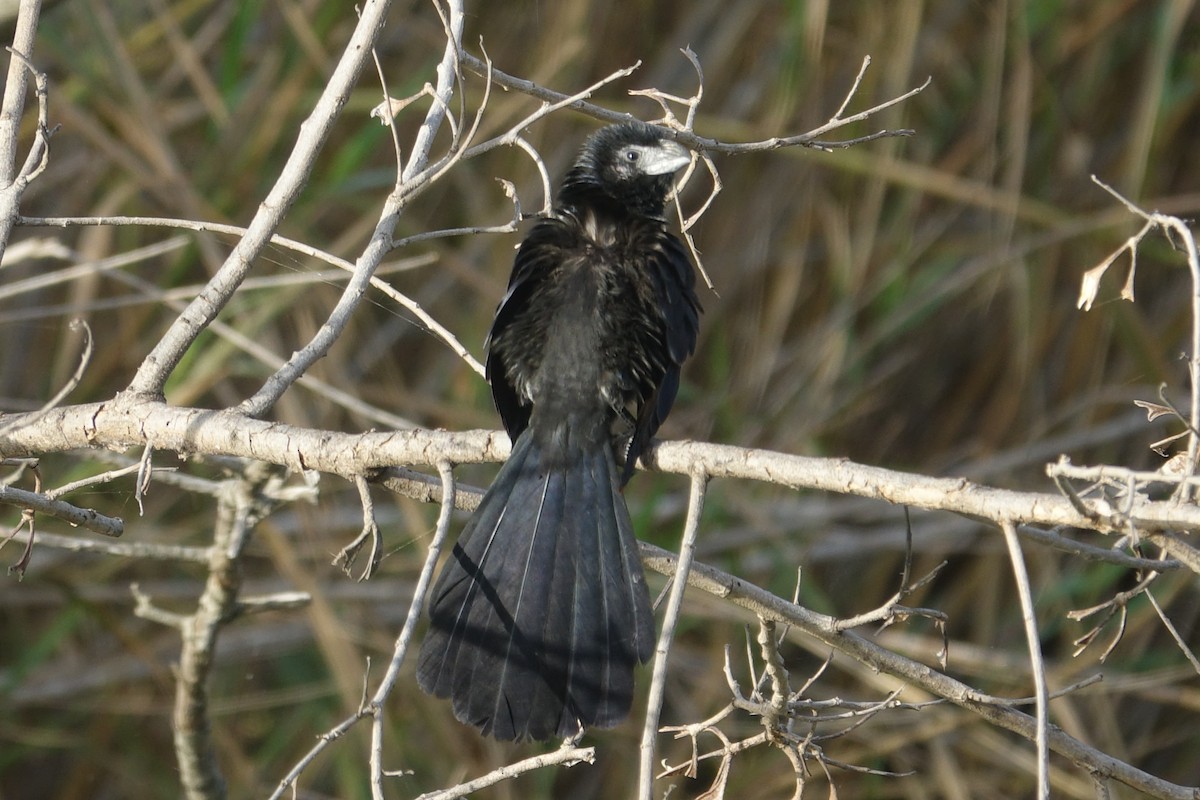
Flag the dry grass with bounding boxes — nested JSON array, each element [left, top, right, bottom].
[[3, 1, 1200, 798]]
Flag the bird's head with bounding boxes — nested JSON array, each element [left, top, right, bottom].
[[561, 122, 693, 218]]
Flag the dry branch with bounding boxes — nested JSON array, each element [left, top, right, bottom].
[[2, 2, 1197, 797], [6, 397, 1200, 539], [0, 483, 123, 537], [124, 0, 404, 398], [639, 543, 1200, 800]]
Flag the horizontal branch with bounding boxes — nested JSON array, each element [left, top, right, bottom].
[[4, 528, 206, 561], [413, 746, 595, 800], [456, 51, 919, 154], [0, 483, 123, 536], [1, 397, 1198, 540]]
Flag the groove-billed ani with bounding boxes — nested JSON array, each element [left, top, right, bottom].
[[416, 122, 701, 741]]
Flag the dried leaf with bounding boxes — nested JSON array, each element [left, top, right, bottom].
[[1077, 253, 1118, 310], [1160, 452, 1192, 476], [1133, 399, 1177, 422], [1120, 249, 1138, 302]]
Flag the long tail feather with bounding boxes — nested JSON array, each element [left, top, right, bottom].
[[416, 431, 654, 741]]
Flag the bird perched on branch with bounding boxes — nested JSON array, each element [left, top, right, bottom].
[[417, 122, 701, 741]]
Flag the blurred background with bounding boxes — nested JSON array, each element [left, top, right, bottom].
[[2, 0, 1199, 797]]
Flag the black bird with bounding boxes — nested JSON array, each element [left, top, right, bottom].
[[416, 122, 701, 741]]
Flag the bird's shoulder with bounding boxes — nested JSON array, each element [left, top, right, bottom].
[[513, 207, 683, 272], [501, 207, 697, 314]]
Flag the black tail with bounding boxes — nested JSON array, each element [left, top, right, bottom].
[[416, 431, 655, 741]]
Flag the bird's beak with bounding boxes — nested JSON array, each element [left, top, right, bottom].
[[642, 139, 692, 176]]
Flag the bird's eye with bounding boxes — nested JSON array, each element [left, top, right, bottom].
[[624, 149, 639, 162]]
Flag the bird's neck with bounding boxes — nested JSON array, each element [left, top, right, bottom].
[[557, 168, 667, 221], [558, 169, 622, 214]]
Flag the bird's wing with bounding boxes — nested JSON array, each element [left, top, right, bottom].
[[485, 218, 573, 440], [622, 228, 700, 482]]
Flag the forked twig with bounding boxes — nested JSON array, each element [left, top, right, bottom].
[[1081, 177, 1200, 496], [333, 475, 384, 580]]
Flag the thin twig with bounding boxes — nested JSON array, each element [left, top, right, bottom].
[[389, 178, 522, 251], [999, 518, 1049, 800], [5, 528, 208, 562], [1144, 586, 1200, 675], [130, 581, 187, 629], [333, 475, 383, 581], [413, 745, 596, 800], [456, 50, 923, 155], [441, 62, 644, 173], [134, 444, 154, 515], [638, 471, 708, 800], [370, 459, 456, 796], [268, 461, 458, 800], [22, 318, 93, 417], [44, 461, 140, 500]]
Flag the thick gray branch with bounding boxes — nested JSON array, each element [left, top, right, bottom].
[[3, 398, 1200, 540]]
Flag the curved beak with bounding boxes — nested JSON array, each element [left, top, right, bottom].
[[641, 139, 692, 176]]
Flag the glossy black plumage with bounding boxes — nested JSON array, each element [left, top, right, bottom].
[[416, 122, 701, 741]]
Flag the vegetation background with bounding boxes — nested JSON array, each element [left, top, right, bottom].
[[2, 0, 1199, 798]]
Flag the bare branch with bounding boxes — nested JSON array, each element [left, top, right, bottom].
[[172, 480, 269, 800], [236, 1, 467, 417], [12, 399, 1200, 542], [639, 542, 1200, 800], [451, 62, 643, 165], [511, 136, 552, 216], [0, 6, 52, 264], [333, 474, 384, 580], [26, 318, 93, 416], [6, 528, 208, 562], [757, 617, 792, 732], [103, 255, 423, 427], [389, 178, 522, 252], [0, 7, 43, 186], [0, 482, 123, 537], [130, 581, 187, 629], [999, 519, 1049, 800], [639, 471, 707, 800], [269, 461, 458, 800], [230, 591, 312, 618], [1143, 585, 1200, 675], [832, 522, 948, 635], [1015, 523, 1176, 571], [134, 444, 153, 515], [125, 0, 406, 398], [413, 745, 596, 800], [1084, 177, 1200, 495], [456, 49, 922, 155]]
